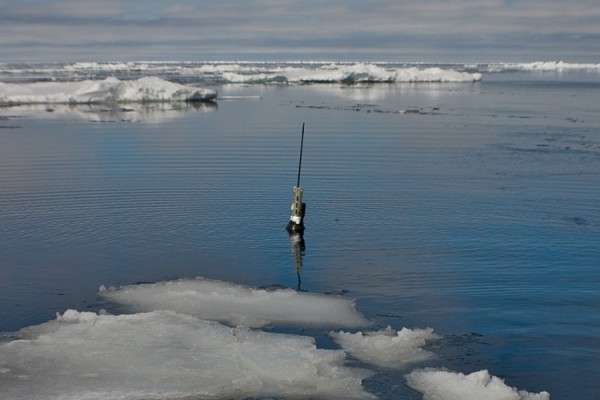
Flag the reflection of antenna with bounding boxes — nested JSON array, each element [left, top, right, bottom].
[[286, 123, 306, 234], [290, 233, 305, 291]]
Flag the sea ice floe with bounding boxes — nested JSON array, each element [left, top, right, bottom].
[[0, 309, 374, 400], [406, 368, 550, 400], [0, 275, 551, 400], [329, 326, 440, 368], [220, 63, 482, 83], [99, 277, 370, 328], [0, 77, 217, 105]]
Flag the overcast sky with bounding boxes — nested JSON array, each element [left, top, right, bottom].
[[1, 0, 599, 63]]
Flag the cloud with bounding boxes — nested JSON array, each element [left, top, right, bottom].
[[0, 0, 598, 62]]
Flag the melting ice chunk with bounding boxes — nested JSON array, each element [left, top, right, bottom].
[[329, 326, 440, 368], [0, 310, 374, 400], [99, 277, 370, 328], [406, 368, 550, 400], [0, 77, 217, 105]]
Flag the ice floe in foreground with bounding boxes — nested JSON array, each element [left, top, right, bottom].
[[99, 277, 370, 328], [0, 277, 551, 399], [406, 368, 550, 400], [329, 326, 440, 368], [0, 310, 373, 400], [0, 77, 217, 105]]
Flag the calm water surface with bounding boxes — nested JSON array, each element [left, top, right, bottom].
[[1, 73, 599, 399]]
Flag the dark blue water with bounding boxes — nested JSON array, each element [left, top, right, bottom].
[[1, 73, 599, 399]]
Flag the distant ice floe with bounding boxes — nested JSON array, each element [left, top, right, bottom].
[[0, 310, 373, 400], [99, 277, 370, 328], [0, 77, 217, 105], [329, 326, 440, 368], [487, 61, 600, 72], [0, 61, 483, 87], [220, 63, 482, 84], [2, 61, 599, 89], [406, 369, 550, 400]]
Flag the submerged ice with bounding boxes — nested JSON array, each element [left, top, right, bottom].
[[0, 310, 373, 400], [99, 277, 370, 328], [0, 76, 217, 105]]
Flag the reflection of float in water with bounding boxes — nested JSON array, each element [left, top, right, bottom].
[[289, 232, 305, 291]]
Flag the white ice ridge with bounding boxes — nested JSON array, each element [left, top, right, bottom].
[[489, 61, 600, 72], [220, 63, 482, 83], [99, 277, 371, 328], [329, 326, 440, 368], [0, 77, 217, 105], [0, 310, 374, 400], [406, 369, 550, 400]]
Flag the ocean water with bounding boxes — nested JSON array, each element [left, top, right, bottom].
[[1, 64, 599, 399]]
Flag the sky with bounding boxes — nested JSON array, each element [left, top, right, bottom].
[[0, 0, 599, 63]]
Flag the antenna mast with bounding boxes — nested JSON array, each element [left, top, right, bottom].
[[296, 123, 305, 187], [286, 123, 307, 234]]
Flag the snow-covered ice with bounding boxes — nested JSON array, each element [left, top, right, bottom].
[[0, 77, 217, 105], [406, 368, 550, 400], [99, 277, 370, 328], [329, 325, 440, 368], [0, 309, 373, 400]]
